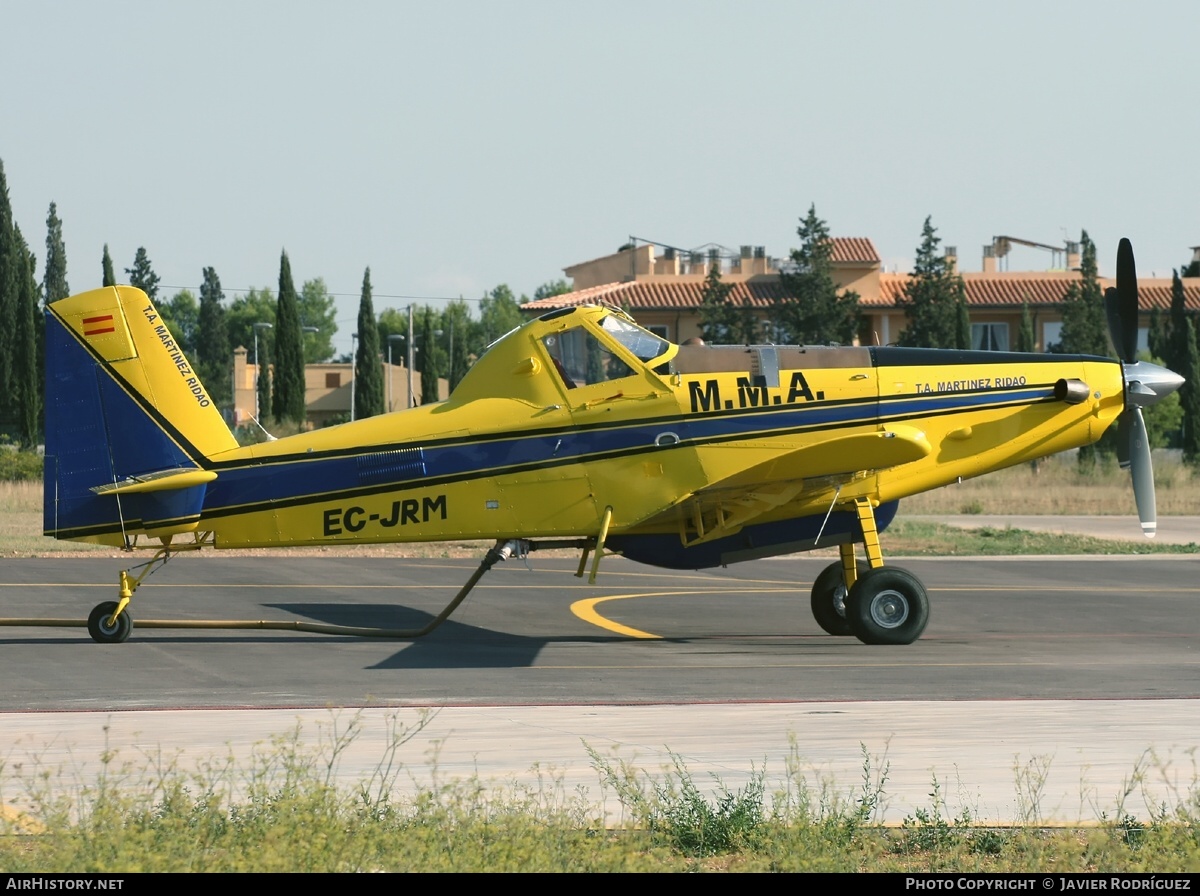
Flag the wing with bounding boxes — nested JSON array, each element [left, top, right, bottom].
[[642, 424, 931, 546]]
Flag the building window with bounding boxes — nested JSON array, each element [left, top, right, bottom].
[[971, 323, 1009, 352], [646, 324, 669, 340], [326, 372, 341, 388], [1042, 322, 1062, 352]]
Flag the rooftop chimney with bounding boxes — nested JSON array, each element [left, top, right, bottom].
[[1066, 241, 1081, 270]]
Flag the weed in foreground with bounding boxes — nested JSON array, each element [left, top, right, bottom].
[[4, 727, 1200, 872]]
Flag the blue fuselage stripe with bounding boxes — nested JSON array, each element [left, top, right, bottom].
[[199, 385, 1054, 518]]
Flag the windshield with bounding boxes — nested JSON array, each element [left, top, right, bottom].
[[600, 314, 670, 363]]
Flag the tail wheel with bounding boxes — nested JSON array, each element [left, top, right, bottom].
[[88, 601, 133, 644], [846, 567, 929, 645], [810, 560, 868, 636]]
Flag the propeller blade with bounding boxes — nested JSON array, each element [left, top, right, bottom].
[[1114, 238, 1139, 362], [1127, 407, 1156, 537], [1104, 287, 1129, 362], [1116, 408, 1132, 470]]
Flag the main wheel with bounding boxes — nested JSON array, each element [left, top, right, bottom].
[[810, 560, 868, 636], [845, 567, 929, 645], [88, 601, 133, 644]]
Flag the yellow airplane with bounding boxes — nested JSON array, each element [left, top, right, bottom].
[[44, 239, 1182, 646]]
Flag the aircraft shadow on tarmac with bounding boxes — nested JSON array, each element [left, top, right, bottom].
[[265, 602, 624, 670]]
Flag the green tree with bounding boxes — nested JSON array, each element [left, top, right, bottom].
[[102, 244, 116, 287], [39, 203, 69, 433], [354, 267, 384, 420], [125, 247, 160, 301], [1016, 300, 1036, 353], [298, 277, 337, 362], [377, 306, 408, 346], [776, 205, 860, 345], [440, 299, 472, 391], [532, 279, 572, 301], [477, 284, 525, 349], [897, 216, 964, 348], [13, 225, 38, 446], [227, 287, 277, 363], [196, 267, 231, 406], [697, 261, 734, 343], [1058, 231, 1109, 358], [157, 290, 200, 357], [373, 306, 414, 408], [271, 251, 306, 424], [1057, 231, 1111, 470], [419, 306, 442, 405], [43, 202, 69, 303], [227, 288, 278, 421]]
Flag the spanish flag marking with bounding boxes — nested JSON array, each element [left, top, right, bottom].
[[83, 314, 115, 336]]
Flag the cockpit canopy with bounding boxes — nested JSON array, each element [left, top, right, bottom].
[[540, 311, 671, 388]]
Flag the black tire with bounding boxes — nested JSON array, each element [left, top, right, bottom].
[[88, 601, 133, 644], [845, 567, 929, 645], [810, 560, 868, 636]]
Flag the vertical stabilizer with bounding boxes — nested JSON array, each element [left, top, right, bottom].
[[44, 286, 238, 543]]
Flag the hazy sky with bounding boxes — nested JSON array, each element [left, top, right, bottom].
[[4, 1, 1198, 354]]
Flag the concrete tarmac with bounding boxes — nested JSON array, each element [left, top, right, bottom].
[[2, 541, 1198, 827]]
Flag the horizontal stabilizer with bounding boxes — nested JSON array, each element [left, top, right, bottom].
[[91, 468, 217, 496]]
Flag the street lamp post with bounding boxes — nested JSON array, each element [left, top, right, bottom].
[[387, 334, 405, 412], [252, 322, 272, 420], [406, 305, 415, 408]]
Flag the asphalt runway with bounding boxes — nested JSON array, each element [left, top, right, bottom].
[[1, 553, 1198, 823]]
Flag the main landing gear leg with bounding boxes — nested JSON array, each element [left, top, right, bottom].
[[809, 499, 930, 646]]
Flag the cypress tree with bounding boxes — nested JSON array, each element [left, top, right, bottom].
[[102, 244, 116, 286], [1166, 271, 1190, 374], [1058, 232, 1109, 358], [443, 300, 471, 391], [776, 205, 860, 345], [1182, 320, 1200, 465], [354, 267, 384, 419], [1017, 301, 1036, 353], [697, 262, 736, 343], [898, 217, 963, 348], [419, 306, 441, 405], [13, 226, 38, 446], [44, 202, 69, 302], [954, 287, 971, 350], [0, 160, 16, 418], [271, 251, 306, 424], [197, 267, 231, 406], [125, 247, 160, 301], [1147, 307, 1166, 362], [1057, 231, 1111, 470]]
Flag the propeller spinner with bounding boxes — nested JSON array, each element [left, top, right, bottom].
[[1103, 238, 1185, 537]]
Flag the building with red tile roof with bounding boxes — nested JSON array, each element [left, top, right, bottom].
[[526, 238, 1200, 353]]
